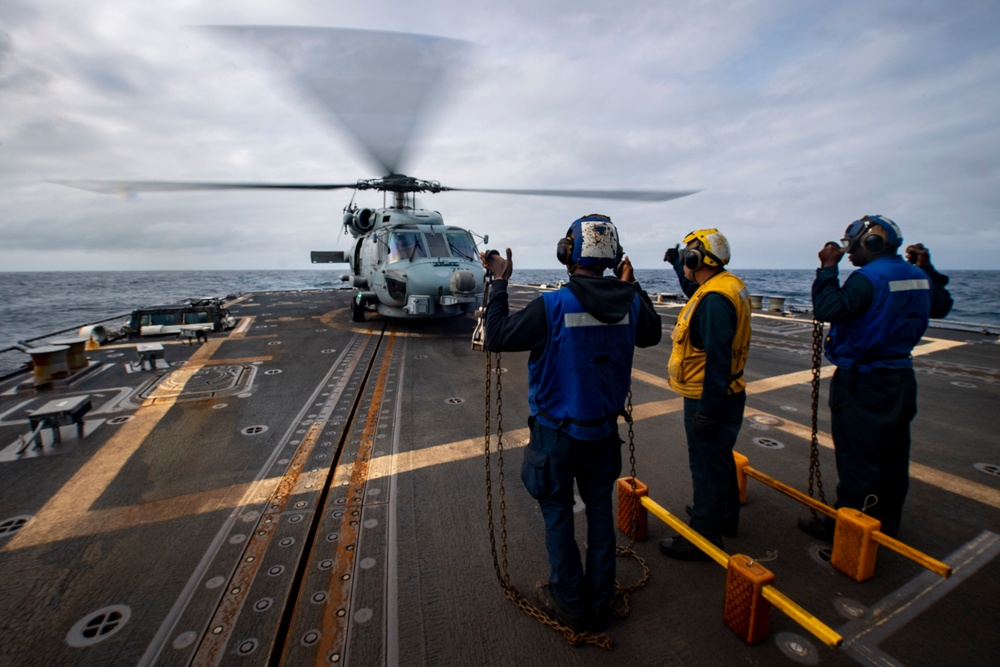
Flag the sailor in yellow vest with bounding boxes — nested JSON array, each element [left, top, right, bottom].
[[660, 229, 752, 560]]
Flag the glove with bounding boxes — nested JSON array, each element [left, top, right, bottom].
[[664, 244, 680, 266], [692, 411, 717, 436]]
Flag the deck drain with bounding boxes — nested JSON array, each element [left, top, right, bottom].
[[321, 349, 336, 354], [749, 423, 771, 431], [354, 608, 374, 624], [107, 416, 134, 425], [66, 605, 131, 647], [413, 355, 427, 360], [950, 381, 976, 388], [445, 397, 465, 405], [749, 414, 783, 426], [254, 598, 273, 612], [264, 369, 283, 375], [241, 425, 269, 436], [752, 437, 785, 449], [235, 639, 258, 655], [212, 404, 228, 410], [780, 405, 798, 412], [834, 597, 867, 619], [172, 631, 197, 649], [974, 463, 1000, 478], [267, 341, 282, 346], [0, 515, 32, 537], [775, 632, 819, 664]]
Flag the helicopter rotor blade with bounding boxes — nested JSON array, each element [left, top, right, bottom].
[[51, 180, 359, 195], [200, 26, 474, 177], [440, 186, 701, 202]]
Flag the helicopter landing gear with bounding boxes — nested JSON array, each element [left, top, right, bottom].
[[351, 295, 366, 322]]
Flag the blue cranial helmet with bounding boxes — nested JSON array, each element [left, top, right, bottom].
[[842, 215, 903, 253], [558, 214, 622, 270]]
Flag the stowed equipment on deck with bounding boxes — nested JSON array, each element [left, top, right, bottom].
[[618, 477, 843, 648], [733, 452, 952, 582]]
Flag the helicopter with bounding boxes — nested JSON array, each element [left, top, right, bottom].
[[56, 26, 698, 321]]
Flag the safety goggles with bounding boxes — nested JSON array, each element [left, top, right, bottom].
[[841, 218, 870, 250]]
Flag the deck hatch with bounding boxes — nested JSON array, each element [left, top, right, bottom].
[[138, 364, 256, 402]]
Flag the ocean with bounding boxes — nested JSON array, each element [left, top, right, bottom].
[[1, 268, 997, 357]]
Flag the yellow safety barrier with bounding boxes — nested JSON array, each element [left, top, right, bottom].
[[733, 452, 952, 582], [618, 479, 843, 648]]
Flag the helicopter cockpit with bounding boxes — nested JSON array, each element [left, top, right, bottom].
[[386, 229, 478, 264]]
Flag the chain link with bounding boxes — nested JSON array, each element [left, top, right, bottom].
[[808, 319, 828, 516]]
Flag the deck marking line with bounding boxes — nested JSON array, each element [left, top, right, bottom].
[[744, 408, 1000, 511], [140, 329, 374, 667], [312, 329, 397, 666], [837, 530, 1000, 666], [385, 336, 407, 667], [192, 421, 328, 666]]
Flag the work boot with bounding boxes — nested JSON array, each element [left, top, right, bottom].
[[658, 535, 711, 561], [533, 581, 588, 633], [797, 516, 834, 542], [589, 601, 612, 633], [685, 504, 738, 538]]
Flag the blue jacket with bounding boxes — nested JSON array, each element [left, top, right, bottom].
[[528, 287, 641, 440], [825, 256, 931, 372]]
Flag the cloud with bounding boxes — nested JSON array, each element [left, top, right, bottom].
[[0, 0, 997, 272]]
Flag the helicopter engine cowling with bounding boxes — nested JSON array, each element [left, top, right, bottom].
[[345, 208, 376, 237]]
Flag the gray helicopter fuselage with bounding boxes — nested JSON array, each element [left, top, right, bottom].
[[347, 208, 484, 318]]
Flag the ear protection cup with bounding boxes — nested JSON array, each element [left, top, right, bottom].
[[556, 234, 574, 266], [862, 231, 885, 254], [684, 248, 703, 271]]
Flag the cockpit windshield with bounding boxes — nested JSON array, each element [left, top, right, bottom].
[[387, 230, 478, 262], [446, 232, 478, 260], [387, 232, 427, 263]]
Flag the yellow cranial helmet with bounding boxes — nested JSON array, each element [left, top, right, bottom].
[[681, 228, 731, 268]]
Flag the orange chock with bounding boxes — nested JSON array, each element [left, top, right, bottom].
[[723, 554, 775, 645], [616, 477, 648, 541], [831, 507, 880, 582], [733, 451, 749, 505]]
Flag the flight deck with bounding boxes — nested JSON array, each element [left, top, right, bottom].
[[0, 285, 997, 666]]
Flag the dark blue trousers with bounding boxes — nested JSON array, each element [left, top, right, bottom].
[[684, 392, 745, 546], [521, 419, 622, 617], [829, 367, 916, 537]]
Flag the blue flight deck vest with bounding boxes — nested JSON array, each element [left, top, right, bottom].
[[825, 256, 932, 373], [528, 287, 641, 441]]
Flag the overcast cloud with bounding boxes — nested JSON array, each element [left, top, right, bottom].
[[1, 0, 998, 272]]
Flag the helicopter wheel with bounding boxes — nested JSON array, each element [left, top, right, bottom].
[[351, 297, 366, 322]]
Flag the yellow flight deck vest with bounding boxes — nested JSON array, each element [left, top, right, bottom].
[[668, 271, 752, 399]]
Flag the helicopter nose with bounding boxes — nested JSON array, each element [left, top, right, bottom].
[[450, 270, 477, 295]]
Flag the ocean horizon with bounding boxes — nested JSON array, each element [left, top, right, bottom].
[[2, 269, 997, 354]]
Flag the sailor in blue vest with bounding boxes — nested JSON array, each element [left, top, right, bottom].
[[480, 214, 661, 633], [799, 215, 952, 541]]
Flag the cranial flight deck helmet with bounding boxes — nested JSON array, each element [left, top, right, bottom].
[[681, 228, 731, 270], [841, 214, 903, 255], [556, 214, 623, 270]]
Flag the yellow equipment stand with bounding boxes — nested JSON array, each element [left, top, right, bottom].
[[733, 452, 952, 582], [617, 478, 843, 648]]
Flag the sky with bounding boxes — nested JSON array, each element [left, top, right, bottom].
[[1, 0, 998, 272]]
